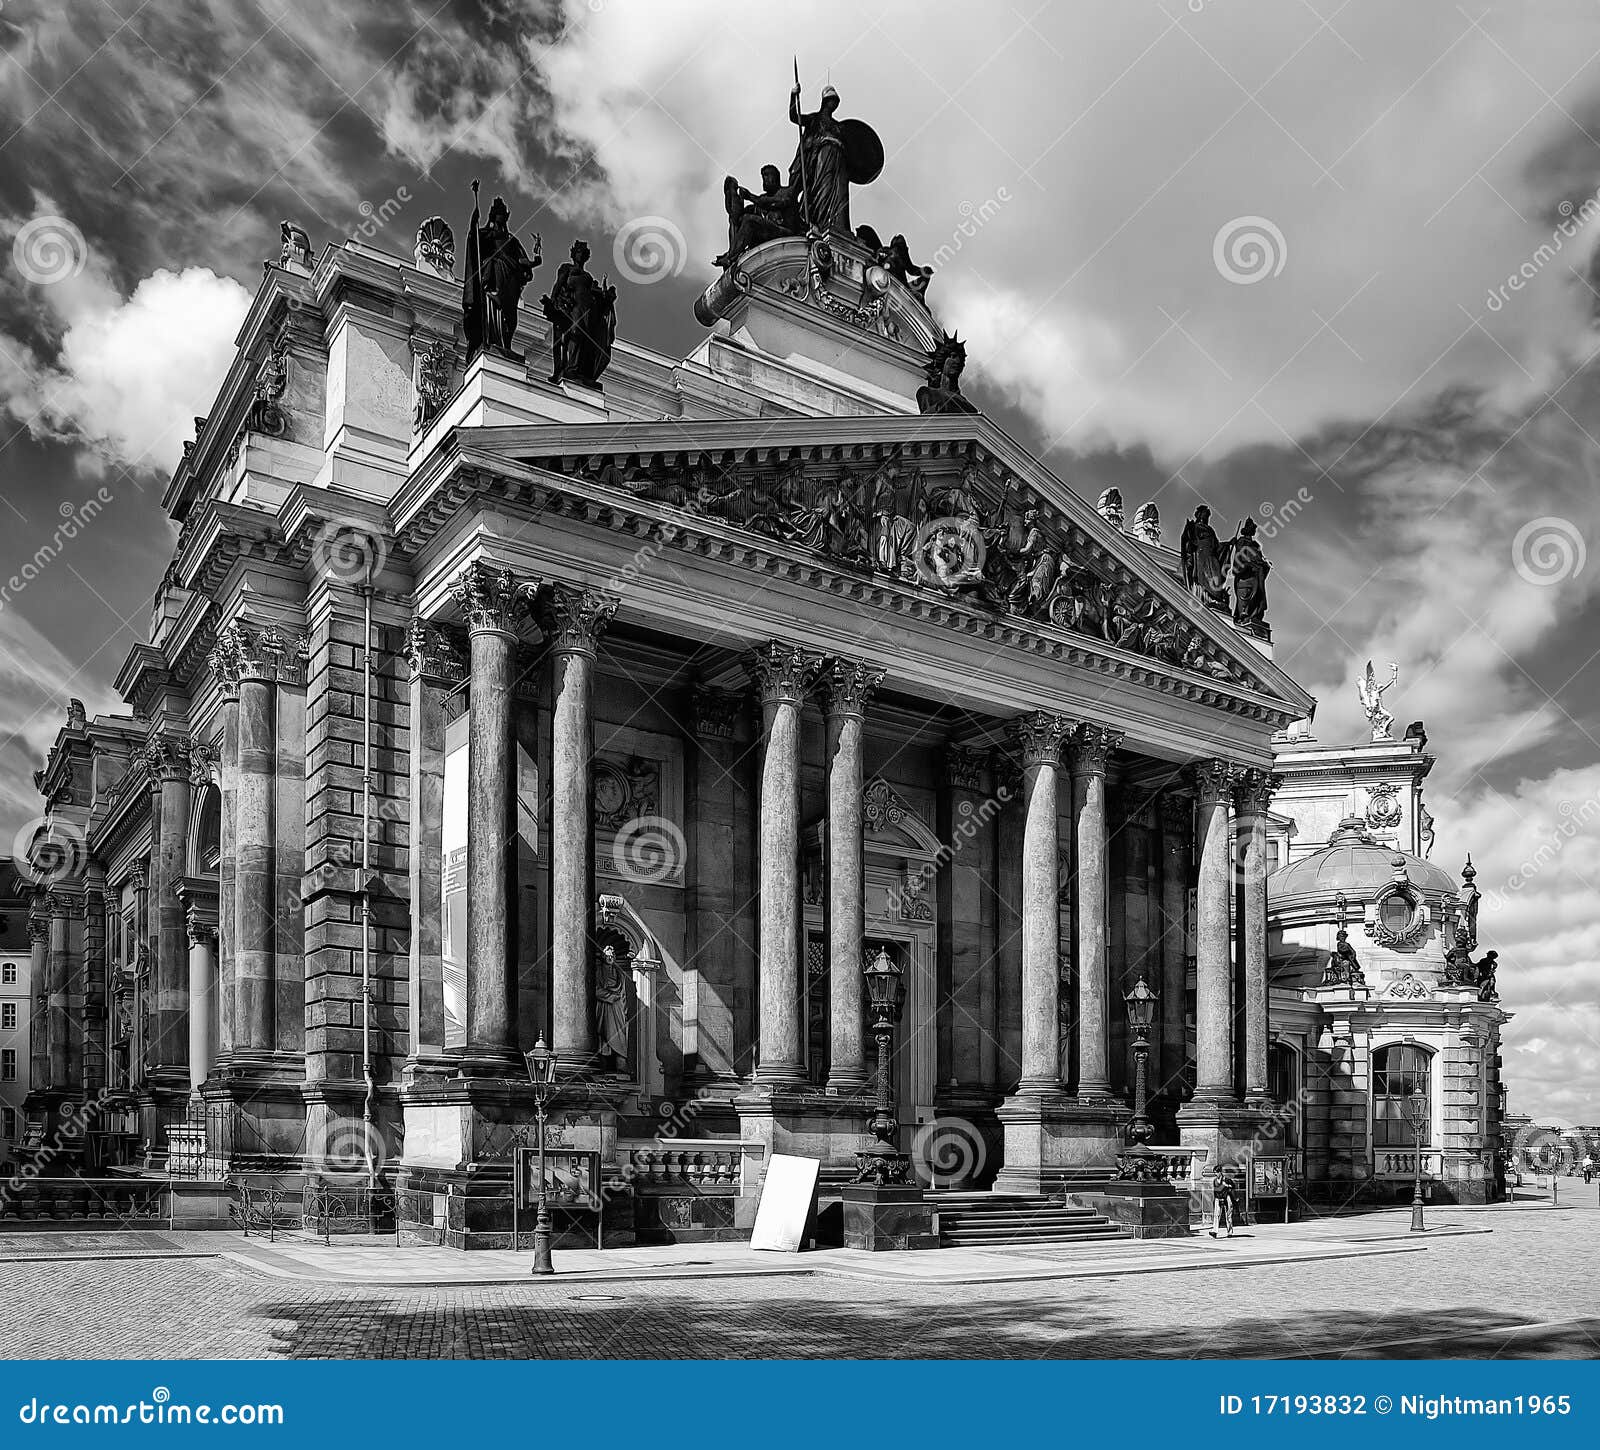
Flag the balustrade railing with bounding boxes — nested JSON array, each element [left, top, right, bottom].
[[617, 1138, 761, 1195]]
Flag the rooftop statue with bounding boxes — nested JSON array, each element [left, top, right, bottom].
[[1321, 929, 1366, 988], [1356, 660, 1399, 742], [788, 74, 882, 236], [415, 216, 456, 278], [1097, 488, 1125, 529], [542, 239, 618, 388], [1226, 517, 1270, 632], [462, 181, 541, 361], [714, 165, 802, 269], [856, 226, 932, 301], [1180, 506, 1229, 610], [1132, 502, 1161, 545], [917, 334, 978, 414]]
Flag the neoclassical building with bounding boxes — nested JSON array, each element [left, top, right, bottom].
[[15, 169, 1329, 1244], [1264, 703, 1509, 1205]]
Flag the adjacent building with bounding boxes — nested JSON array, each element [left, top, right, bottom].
[[0, 860, 33, 1159]]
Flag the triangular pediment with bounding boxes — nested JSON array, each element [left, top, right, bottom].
[[408, 412, 1312, 720]]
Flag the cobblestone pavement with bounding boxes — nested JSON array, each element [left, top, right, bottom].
[[0, 1198, 1594, 1360]]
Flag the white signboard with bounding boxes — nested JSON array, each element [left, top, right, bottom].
[[750, 1153, 821, 1252]]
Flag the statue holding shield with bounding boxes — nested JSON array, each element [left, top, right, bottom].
[[788, 73, 883, 237]]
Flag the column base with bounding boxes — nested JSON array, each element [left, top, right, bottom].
[[1176, 1097, 1279, 1183], [992, 1093, 1129, 1194], [734, 1088, 871, 1184], [840, 1184, 938, 1251]]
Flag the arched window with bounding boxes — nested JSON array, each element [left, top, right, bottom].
[[1373, 1043, 1433, 1148]]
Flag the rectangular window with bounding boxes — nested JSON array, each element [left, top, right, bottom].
[[1, 1049, 15, 1081], [1, 1003, 15, 1030], [1, 1106, 14, 1140], [1, 963, 15, 984], [441, 712, 470, 1052]]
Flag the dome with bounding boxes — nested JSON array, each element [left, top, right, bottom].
[[1268, 815, 1457, 907]]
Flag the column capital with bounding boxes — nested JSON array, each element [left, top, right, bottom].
[[451, 560, 528, 636], [185, 908, 218, 946], [26, 909, 50, 944], [128, 862, 148, 890], [206, 633, 241, 700], [218, 619, 310, 684], [988, 747, 1024, 798], [1012, 711, 1072, 767], [818, 656, 886, 718], [46, 888, 85, 918], [943, 744, 988, 791], [1067, 722, 1124, 775], [1193, 757, 1246, 803], [404, 618, 469, 685], [188, 736, 216, 786], [144, 732, 191, 783], [1233, 767, 1282, 815], [538, 583, 618, 656], [745, 640, 825, 706], [691, 685, 743, 740]]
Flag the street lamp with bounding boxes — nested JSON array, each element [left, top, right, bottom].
[[1403, 1082, 1428, 1233], [854, 945, 910, 1186], [1123, 975, 1158, 1147], [523, 1035, 558, 1276]]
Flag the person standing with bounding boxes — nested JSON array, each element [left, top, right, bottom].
[[1209, 1167, 1239, 1238]]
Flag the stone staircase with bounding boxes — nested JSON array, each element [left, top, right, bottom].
[[929, 1192, 1129, 1248]]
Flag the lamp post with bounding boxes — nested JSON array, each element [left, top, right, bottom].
[[1124, 975, 1158, 1146], [523, 1035, 557, 1275], [853, 945, 910, 1186], [1404, 1083, 1428, 1233]]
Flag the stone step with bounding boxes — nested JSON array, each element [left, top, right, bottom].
[[941, 1222, 1126, 1246]]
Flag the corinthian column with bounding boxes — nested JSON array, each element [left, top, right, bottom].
[[451, 562, 526, 1068], [1193, 759, 1242, 1101], [207, 636, 240, 1060], [1069, 723, 1123, 1100], [223, 628, 275, 1057], [748, 641, 824, 1086], [146, 732, 192, 1074], [539, 583, 617, 1073], [1235, 768, 1278, 1102], [1013, 712, 1071, 1095], [1158, 792, 1193, 1100], [186, 913, 218, 1092], [819, 657, 884, 1093]]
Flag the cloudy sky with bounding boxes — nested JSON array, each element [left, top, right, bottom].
[[1, 0, 1597, 1121]]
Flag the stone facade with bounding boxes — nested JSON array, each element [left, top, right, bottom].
[[12, 223, 1318, 1243]]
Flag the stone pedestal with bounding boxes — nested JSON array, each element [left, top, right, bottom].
[[1072, 1180, 1191, 1238], [993, 1096, 1128, 1194], [1177, 1098, 1276, 1196], [841, 1184, 938, 1251], [734, 1090, 871, 1183]]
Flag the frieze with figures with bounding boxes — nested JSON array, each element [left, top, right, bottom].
[[570, 453, 1246, 685]]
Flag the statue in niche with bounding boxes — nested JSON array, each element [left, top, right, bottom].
[[1321, 929, 1366, 988], [1226, 516, 1270, 630], [1180, 505, 1230, 610], [715, 165, 802, 268], [462, 182, 541, 361], [917, 335, 979, 415], [542, 240, 617, 387], [593, 940, 633, 1075]]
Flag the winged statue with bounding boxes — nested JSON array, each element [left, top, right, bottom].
[[1356, 660, 1399, 741]]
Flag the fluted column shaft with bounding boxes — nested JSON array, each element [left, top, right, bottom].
[[1237, 770, 1277, 1100], [26, 909, 48, 1089], [749, 643, 824, 1085], [1194, 760, 1240, 1100], [1015, 713, 1071, 1094], [1070, 724, 1123, 1099], [821, 659, 884, 1093], [541, 584, 617, 1072]]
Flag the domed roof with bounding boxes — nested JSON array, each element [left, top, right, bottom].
[[1268, 815, 1457, 904]]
